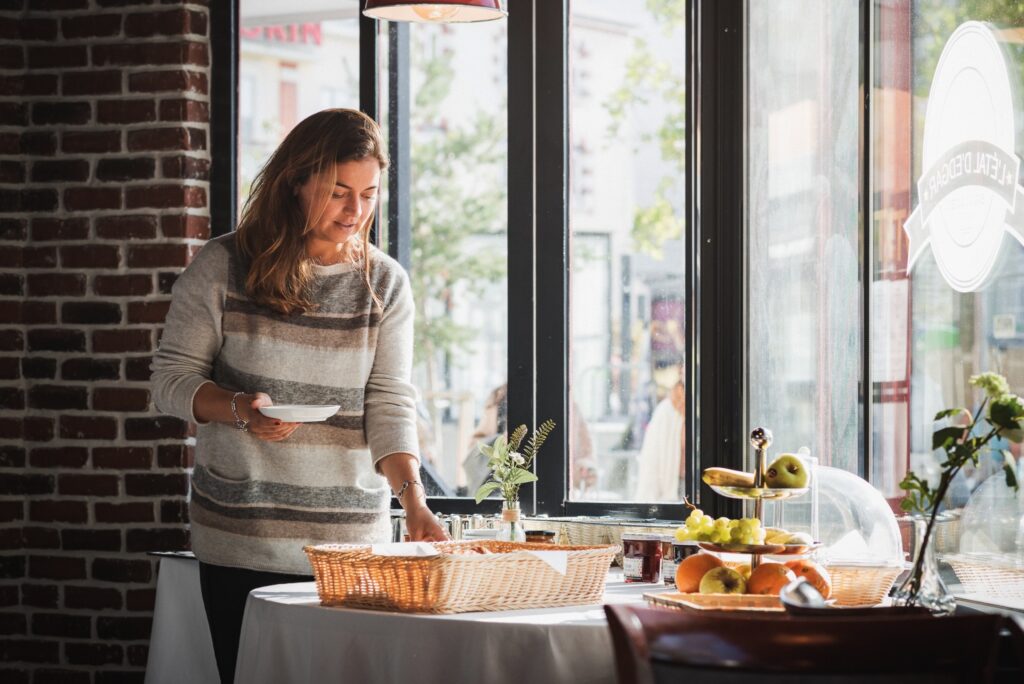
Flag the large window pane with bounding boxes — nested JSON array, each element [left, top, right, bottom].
[[404, 22, 508, 498], [238, 1, 362, 208], [873, 1, 1024, 562], [569, 0, 687, 502], [747, 0, 862, 473]]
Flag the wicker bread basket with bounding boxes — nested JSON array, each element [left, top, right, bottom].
[[558, 521, 613, 546], [825, 563, 904, 606], [556, 521, 672, 565], [946, 553, 1024, 599], [304, 540, 619, 614]]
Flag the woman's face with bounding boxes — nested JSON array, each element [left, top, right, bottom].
[[297, 157, 381, 250]]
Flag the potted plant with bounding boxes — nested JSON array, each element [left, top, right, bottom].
[[896, 372, 1021, 614], [474, 419, 555, 541]]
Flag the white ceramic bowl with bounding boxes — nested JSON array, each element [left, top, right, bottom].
[[257, 404, 340, 422]]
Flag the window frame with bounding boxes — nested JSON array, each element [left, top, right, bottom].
[[370, 0, 749, 520], [211, 0, 239, 239], [219, 0, 769, 521]]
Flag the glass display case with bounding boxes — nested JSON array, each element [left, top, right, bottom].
[[762, 464, 905, 605], [764, 465, 902, 566], [947, 471, 1024, 601]]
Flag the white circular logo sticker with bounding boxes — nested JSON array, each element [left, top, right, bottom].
[[904, 21, 1022, 292]]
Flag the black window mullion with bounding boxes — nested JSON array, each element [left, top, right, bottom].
[[387, 22, 411, 271], [532, 0, 568, 517], [697, 0, 746, 521], [858, 0, 872, 481], [359, 13, 380, 124], [507, 0, 541, 515], [360, 13, 382, 247], [210, 0, 238, 238], [683, 0, 699, 512]]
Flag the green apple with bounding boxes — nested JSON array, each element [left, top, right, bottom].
[[698, 566, 747, 594], [765, 454, 809, 488]]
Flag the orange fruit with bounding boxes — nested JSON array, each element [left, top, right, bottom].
[[674, 553, 724, 593], [746, 562, 796, 595], [784, 559, 833, 599]]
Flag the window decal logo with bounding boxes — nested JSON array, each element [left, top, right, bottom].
[[904, 21, 1023, 293]]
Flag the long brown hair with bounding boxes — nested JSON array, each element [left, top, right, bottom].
[[236, 108, 388, 314]]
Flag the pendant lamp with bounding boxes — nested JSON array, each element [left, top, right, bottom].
[[363, 0, 506, 23]]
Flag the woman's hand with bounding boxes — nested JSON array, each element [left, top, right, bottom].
[[405, 503, 449, 542], [242, 392, 301, 442]]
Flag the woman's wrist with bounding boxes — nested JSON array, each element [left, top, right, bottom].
[[378, 452, 427, 509], [230, 392, 249, 430], [193, 383, 253, 426], [404, 500, 430, 515], [397, 481, 427, 511]]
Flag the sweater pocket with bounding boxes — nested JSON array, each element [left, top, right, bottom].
[[203, 463, 250, 484], [354, 469, 389, 499]]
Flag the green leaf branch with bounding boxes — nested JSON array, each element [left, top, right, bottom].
[[474, 419, 556, 505], [898, 373, 1021, 602]]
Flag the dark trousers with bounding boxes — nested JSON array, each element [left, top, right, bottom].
[[198, 561, 313, 684]]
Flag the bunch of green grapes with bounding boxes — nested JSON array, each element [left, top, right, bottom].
[[674, 508, 766, 545]]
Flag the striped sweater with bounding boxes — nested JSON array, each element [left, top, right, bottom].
[[152, 234, 418, 574]]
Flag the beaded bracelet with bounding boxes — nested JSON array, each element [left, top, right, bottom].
[[230, 392, 249, 431], [394, 479, 423, 504]]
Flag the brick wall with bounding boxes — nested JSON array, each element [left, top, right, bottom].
[[0, 2, 211, 681]]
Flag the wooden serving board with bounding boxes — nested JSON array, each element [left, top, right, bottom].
[[643, 591, 784, 612]]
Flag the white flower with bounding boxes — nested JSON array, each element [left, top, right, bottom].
[[510, 451, 525, 465]]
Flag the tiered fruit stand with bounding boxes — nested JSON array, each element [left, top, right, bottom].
[[699, 427, 816, 569]]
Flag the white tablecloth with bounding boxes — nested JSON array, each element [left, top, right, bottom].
[[234, 573, 650, 684], [145, 554, 219, 684]]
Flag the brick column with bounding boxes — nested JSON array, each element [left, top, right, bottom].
[[0, 2, 211, 681]]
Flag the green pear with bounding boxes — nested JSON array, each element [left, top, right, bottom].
[[764, 454, 809, 488]]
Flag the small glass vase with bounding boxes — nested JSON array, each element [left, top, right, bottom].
[[892, 516, 956, 616], [496, 501, 526, 542]]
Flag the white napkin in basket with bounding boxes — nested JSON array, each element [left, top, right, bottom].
[[523, 550, 567, 575], [370, 542, 439, 557]]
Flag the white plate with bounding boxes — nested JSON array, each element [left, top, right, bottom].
[[257, 404, 340, 422]]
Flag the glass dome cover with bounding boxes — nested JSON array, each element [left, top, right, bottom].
[[957, 470, 1024, 567], [765, 465, 902, 565]]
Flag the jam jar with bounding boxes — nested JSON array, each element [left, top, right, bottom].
[[525, 530, 557, 544], [622, 533, 663, 583], [667, 541, 700, 586], [673, 541, 701, 564], [659, 535, 678, 587]]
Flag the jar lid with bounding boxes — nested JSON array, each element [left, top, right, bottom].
[[621, 533, 662, 541], [525, 530, 556, 537]]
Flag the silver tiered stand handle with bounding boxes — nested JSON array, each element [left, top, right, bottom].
[[749, 427, 772, 569]]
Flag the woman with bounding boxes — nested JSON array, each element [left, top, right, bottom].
[[152, 109, 446, 683]]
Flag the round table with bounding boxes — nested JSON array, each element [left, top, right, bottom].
[[233, 571, 650, 684]]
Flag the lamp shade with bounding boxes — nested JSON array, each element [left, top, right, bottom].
[[363, 0, 506, 23]]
